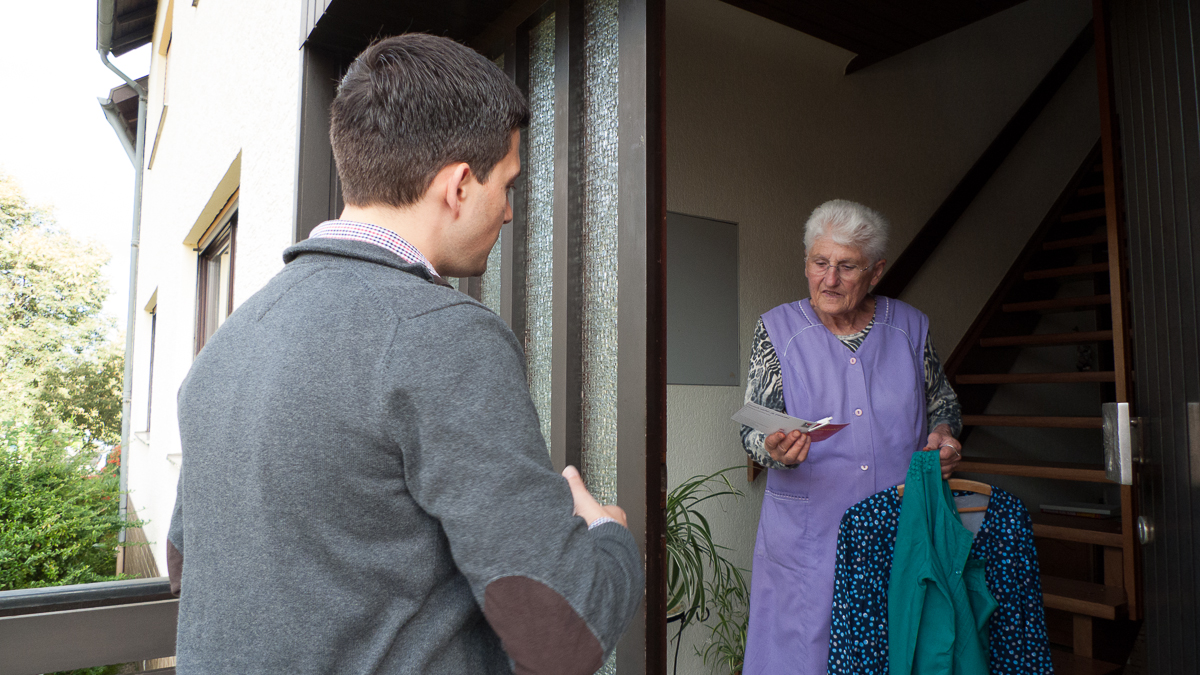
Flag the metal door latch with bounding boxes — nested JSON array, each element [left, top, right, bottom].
[[1102, 402, 1139, 485]]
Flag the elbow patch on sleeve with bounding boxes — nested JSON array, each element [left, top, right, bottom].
[[167, 540, 183, 597], [483, 575, 603, 675]]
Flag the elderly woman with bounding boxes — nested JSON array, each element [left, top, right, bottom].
[[740, 200, 963, 675]]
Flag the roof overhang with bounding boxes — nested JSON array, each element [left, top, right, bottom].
[[97, 0, 159, 56], [98, 76, 149, 165]]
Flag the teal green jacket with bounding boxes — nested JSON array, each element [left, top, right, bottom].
[[888, 451, 997, 675]]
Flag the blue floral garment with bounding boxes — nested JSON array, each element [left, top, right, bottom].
[[827, 486, 1053, 675]]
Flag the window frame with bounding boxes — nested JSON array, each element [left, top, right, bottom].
[[194, 205, 238, 355]]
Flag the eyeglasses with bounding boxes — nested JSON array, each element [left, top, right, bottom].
[[806, 257, 873, 281]]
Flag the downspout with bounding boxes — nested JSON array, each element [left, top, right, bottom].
[[97, 0, 148, 562]]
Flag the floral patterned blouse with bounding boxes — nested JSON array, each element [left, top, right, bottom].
[[827, 485, 1054, 674]]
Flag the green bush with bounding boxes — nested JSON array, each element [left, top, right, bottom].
[[0, 423, 129, 591]]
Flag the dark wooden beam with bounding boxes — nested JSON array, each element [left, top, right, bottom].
[[617, 0, 667, 671], [550, 0, 584, 472]]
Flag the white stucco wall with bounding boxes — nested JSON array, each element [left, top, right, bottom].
[[664, 0, 1096, 668], [127, 0, 302, 574]]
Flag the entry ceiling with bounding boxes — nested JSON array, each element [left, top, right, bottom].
[[308, 0, 1030, 71], [717, 0, 1032, 72], [306, 0, 535, 57]]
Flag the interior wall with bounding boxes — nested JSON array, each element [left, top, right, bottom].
[[665, 0, 1096, 668]]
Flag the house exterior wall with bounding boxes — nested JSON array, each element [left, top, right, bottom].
[[664, 0, 1095, 667], [128, 0, 302, 574]]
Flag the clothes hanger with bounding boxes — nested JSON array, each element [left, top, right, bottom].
[[896, 479, 992, 513]]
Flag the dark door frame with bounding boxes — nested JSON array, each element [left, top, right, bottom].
[[1102, 0, 1200, 670]]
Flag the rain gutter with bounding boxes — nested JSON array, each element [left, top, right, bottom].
[[97, 0, 149, 555]]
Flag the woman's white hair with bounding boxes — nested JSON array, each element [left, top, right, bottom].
[[803, 199, 890, 263]]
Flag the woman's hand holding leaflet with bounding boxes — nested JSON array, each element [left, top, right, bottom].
[[765, 429, 812, 466]]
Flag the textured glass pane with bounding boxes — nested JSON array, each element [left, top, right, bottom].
[[481, 234, 503, 314], [481, 53, 506, 316], [525, 14, 556, 449], [581, 0, 619, 506], [582, 9, 620, 675], [446, 277, 460, 291]]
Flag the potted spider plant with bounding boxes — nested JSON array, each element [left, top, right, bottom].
[[695, 569, 750, 674], [666, 467, 749, 674]]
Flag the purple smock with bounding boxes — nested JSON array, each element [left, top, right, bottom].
[[744, 296, 929, 675]]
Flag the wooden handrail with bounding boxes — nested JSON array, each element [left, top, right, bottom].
[[873, 22, 1095, 298]]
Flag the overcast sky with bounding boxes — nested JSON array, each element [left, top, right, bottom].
[[0, 2, 152, 330]]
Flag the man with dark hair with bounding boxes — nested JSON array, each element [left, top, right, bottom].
[[167, 34, 644, 675]]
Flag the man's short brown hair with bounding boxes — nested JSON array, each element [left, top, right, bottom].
[[330, 34, 529, 208]]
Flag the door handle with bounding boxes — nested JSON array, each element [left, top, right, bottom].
[[1137, 516, 1155, 545]]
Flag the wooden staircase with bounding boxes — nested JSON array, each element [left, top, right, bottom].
[[947, 144, 1139, 669]]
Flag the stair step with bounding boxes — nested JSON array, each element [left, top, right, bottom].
[[1003, 294, 1111, 313], [1050, 647, 1123, 675], [1032, 512, 1123, 547], [979, 330, 1113, 347], [1024, 262, 1110, 281], [1043, 233, 1109, 250], [1061, 208, 1107, 223], [1042, 575, 1127, 620], [1076, 185, 1106, 197], [956, 371, 1116, 385], [955, 457, 1109, 482], [962, 414, 1103, 428]]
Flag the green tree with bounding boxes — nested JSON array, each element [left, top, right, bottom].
[[0, 172, 133, 585], [33, 342, 124, 447], [0, 172, 121, 449], [1, 175, 133, 675]]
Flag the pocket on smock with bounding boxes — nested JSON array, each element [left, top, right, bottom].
[[757, 488, 810, 571]]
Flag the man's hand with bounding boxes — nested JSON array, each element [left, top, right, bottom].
[[923, 424, 961, 479], [765, 430, 811, 466], [563, 465, 628, 528]]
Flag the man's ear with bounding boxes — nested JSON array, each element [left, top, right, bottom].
[[442, 162, 473, 217]]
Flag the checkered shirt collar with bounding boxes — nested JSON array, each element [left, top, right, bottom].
[[308, 220, 440, 279]]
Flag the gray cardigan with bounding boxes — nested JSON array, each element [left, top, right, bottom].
[[168, 237, 643, 674]]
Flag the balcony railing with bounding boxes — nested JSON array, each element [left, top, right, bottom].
[[0, 577, 177, 675]]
